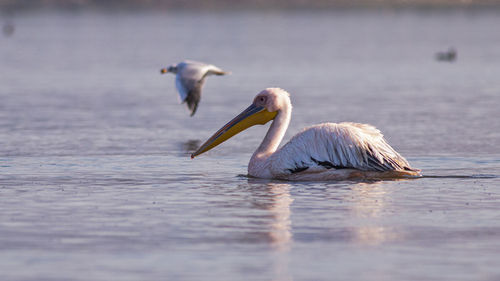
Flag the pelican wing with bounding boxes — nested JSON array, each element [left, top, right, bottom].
[[270, 122, 414, 176]]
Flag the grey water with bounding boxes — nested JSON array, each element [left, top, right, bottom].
[[1, 8, 500, 281]]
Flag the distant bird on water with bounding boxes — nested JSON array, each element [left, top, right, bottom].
[[160, 60, 229, 116], [435, 47, 457, 62], [191, 88, 420, 181]]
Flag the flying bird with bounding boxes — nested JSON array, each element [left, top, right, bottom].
[[160, 60, 229, 116], [191, 88, 420, 181]]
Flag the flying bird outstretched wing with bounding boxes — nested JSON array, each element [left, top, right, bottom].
[[175, 74, 204, 116]]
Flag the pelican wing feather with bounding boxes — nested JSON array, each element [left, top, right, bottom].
[[270, 122, 414, 177]]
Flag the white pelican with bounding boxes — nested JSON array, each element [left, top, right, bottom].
[[160, 60, 229, 116], [191, 88, 420, 181]]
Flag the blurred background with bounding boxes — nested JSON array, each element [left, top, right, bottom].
[[2, 0, 500, 9], [1, 0, 500, 157]]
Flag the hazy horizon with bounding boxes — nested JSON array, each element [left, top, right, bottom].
[[2, 0, 500, 12]]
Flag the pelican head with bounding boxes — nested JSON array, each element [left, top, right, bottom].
[[191, 88, 290, 158], [160, 65, 177, 74]]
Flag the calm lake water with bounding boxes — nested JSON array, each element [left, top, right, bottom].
[[1, 8, 500, 281]]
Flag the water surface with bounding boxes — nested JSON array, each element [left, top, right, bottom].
[[1, 9, 500, 281]]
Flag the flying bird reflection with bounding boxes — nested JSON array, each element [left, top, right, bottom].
[[160, 60, 229, 116], [192, 88, 420, 181], [2, 21, 15, 37]]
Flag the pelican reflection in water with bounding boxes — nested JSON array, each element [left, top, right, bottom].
[[246, 181, 293, 281], [192, 88, 420, 181], [347, 182, 403, 245], [160, 60, 229, 116], [245, 180, 401, 281]]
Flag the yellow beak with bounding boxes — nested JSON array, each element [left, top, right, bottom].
[[191, 104, 278, 158], [160, 68, 168, 74]]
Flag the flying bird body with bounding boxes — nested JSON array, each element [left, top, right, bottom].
[[161, 60, 229, 116]]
